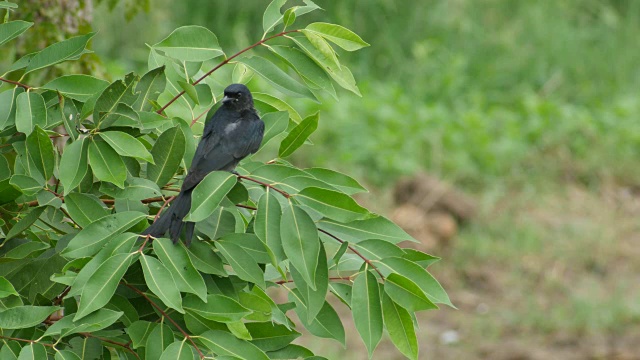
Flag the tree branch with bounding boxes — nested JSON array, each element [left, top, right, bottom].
[[79, 332, 140, 359], [0, 76, 32, 90], [319, 228, 385, 280]]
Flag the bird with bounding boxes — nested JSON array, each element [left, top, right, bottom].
[[142, 83, 264, 245]]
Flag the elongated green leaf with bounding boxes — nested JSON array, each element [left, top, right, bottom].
[[15, 91, 47, 135], [55, 350, 81, 360], [0, 340, 21, 360], [145, 323, 174, 359], [260, 111, 289, 148], [25, 125, 54, 181], [249, 164, 310, 184], [154, 25, 223, 61], [18, 343, 47, 360], [262, 0, 288, 34], [59, 138, 89, 194], [384, 273, 437, 312], [43, 308, 123, 337], [25, 32, 95, 74], [291, 244, 328, 322], [277, 175, 338, 195], [185, 171, 237, 222], [378, 257, 452, 306], [160, 341, 195, 360], [382, 293, 419, 360], [252, 92, 301, 122], [266, 344, 314, 359], [42, 75, 109, 102], [199, 330, 270, 360], [281, 202, 320, 288], [88, 139, 127, 188], [59, 96, 79, 141], [1, 241, 49, 261], [402, 248, 440, 267], [93, 73, 139, 127], [147, 125, 185, 187], [216, 241, 266, 289], [255, 190, 284, 265], [0, 21, 33, 47], [279, 112, 318, 157], [306, 23, 369, 51], [74, 252, 135, 320], [100, 103, 139, 129], [246, 322, 301, 352], [127, 320, 157, 348], [0, 86, 23, 130], [352, 239, 404, 261], [186, 240, 226, 276], [318, 216, 417, 244], [63, 212, 145, 258], [183, 294, 251, 323], [9, 174, 42, 196], [240, 56, 316, 100], [100, 177, 161, 200], [153, 238, 207, 301], [352, 269, 383, 357], [304, 167, 367, 194], [290, 290, 345, 345], [134, 65, 166, 111], [0, 277, 18, 298], [0, 305, 59, 329], [4, 206, 45, 240], [99, 131, 154, 163], [268, 45, 336, 98], [140, 254, 184, 313], [295, 187, 370, 222]]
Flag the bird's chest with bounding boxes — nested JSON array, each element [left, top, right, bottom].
[[223, 121, 241, 136]]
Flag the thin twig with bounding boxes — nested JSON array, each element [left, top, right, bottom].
[[79, 332, 140, 359], [236, 175, 290, 198], [0, 76, 32, 90], [123, 283, 205, 359], [319, 228, 386, 280], [157, 30, 299, 115], [276, 276, 353, 285], [0, 335, 54, 347]]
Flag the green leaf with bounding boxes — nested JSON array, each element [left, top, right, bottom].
[[306, 23, 369, 51], [63, 212, 146, 258], [304, 167, 367, 194], [9, 174, 42, 196], [0, 20, 33, 47], [160, 341, 195, 360], [43, 308, 123, 337], [384, 273, 437, 312], [55, 350, 82, 360], [291, 244, 328, 322], [186, 240, 226, 276], [378, 257, 452, 306], [294, 187, 370, 223], [0, 340, 21, 360], [42, 75, 109, 102], [352, 239, 405, 261], [255, 190, 284, 265], [266, 344, 314, 359], [183, 294, 251, 323], [99, 131, 154, 163], [0, 86, 23, 131], [246, 322, 301, 352], [15, 91, 47, 136], [277, 175, 338, 195], [100, 177, 162, 200], [145, 323, 174, 359], [382, 293, 419, 360], [199, 330, 270, 360], [329, 282, 352, 307], [268, 45, 336, 98], [352, 269, 383, 357], [59, 138, 89, 194], [140, 254, 184, 313], [100, 103, 140, 129], [195, 207, 236, 240], [290, 290, 345, 345], [128, 320, 157, 348], [262, 0, 288, 34], [216, 241, 266, 289], [252, 92, 301, 122], [318, 216, 417, 244], [25, 125, 54, 181], [278, 112, 318, 157], [4, 206, 45, 240], [17, 343, 47, 360], [240, 56, 317, 100], [134, 66, 166, 111], [177, 80, 199, 105], [283, 8, 296, 27], [0, 305, 59, 329], [88, 139, 127, 188], [260, 111, 289, 148], [93, 73, 139, 127], [402, 248, 440, 268], [1, 241, 49, 261], [232, 62, 254, 84], [281, 202, 320, 289], [74, 252, 135, 320], [0, 277, 18, 298], [64, 193, 109, 228], [185, 171, 237, 222], [154, 25, 223, 62], [68, 337, 101, 359], [147, 125, 185, 187], [153, 238, 207, 301], [248, 164, 310, 184], [25, 32, 95, 74]]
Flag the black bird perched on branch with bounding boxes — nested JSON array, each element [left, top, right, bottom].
[[143, 83, 264, 245]]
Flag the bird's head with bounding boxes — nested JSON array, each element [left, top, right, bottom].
[[222, 83, 254, 110]]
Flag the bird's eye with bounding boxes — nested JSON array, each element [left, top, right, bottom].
[[236, 92, 242, 97]]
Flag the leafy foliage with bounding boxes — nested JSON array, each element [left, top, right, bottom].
[[0, 1, 449, 359]]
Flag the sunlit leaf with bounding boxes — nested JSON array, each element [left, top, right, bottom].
[[352, 268, 383, 357], [154, 25, 223, 61], [306, 22, 370, 51], [42, 75, 109, 102], [278, 112, 318, 157], [0, 20, 33, 47], [240, 56, 317, 100], [99, 131, 154, 163], [88, 139, 127, 188], [25, 32, 95, 74], [15, 91, 47, 135], [281, 202, 320, 289]]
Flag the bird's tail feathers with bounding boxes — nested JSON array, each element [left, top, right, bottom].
[[141, 190, 193, 244]]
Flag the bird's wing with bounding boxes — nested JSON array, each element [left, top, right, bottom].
[[228, 116, 265, 159]]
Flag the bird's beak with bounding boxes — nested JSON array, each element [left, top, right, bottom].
[[222, 95, 233, 104]]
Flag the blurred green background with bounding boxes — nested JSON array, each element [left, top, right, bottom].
[[12, 0, 640, 358]]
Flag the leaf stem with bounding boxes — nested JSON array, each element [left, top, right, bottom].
[[156, 30, 299, 115], [123, 283, 206, 359], [0, 335, 54, 347], [319, 228, 385, 280], [235, 174, 290, 198], [79, 332, 140, 359], [0, 76, 32, 90]]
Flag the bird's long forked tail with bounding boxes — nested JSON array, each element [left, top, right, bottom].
[[142, 190, 194, 244]]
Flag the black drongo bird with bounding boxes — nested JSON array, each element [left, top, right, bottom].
[[142, 83, 264, 245]]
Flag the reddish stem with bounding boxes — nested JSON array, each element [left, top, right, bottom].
[[79, 332, 140, 359], [236, 175, 290, 199], [319, 228, 385, 280], [0, 335, 54, 347], [0, 76, 32, 90], [276, 276, 353, 284], [156, 30, 299, 115]]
